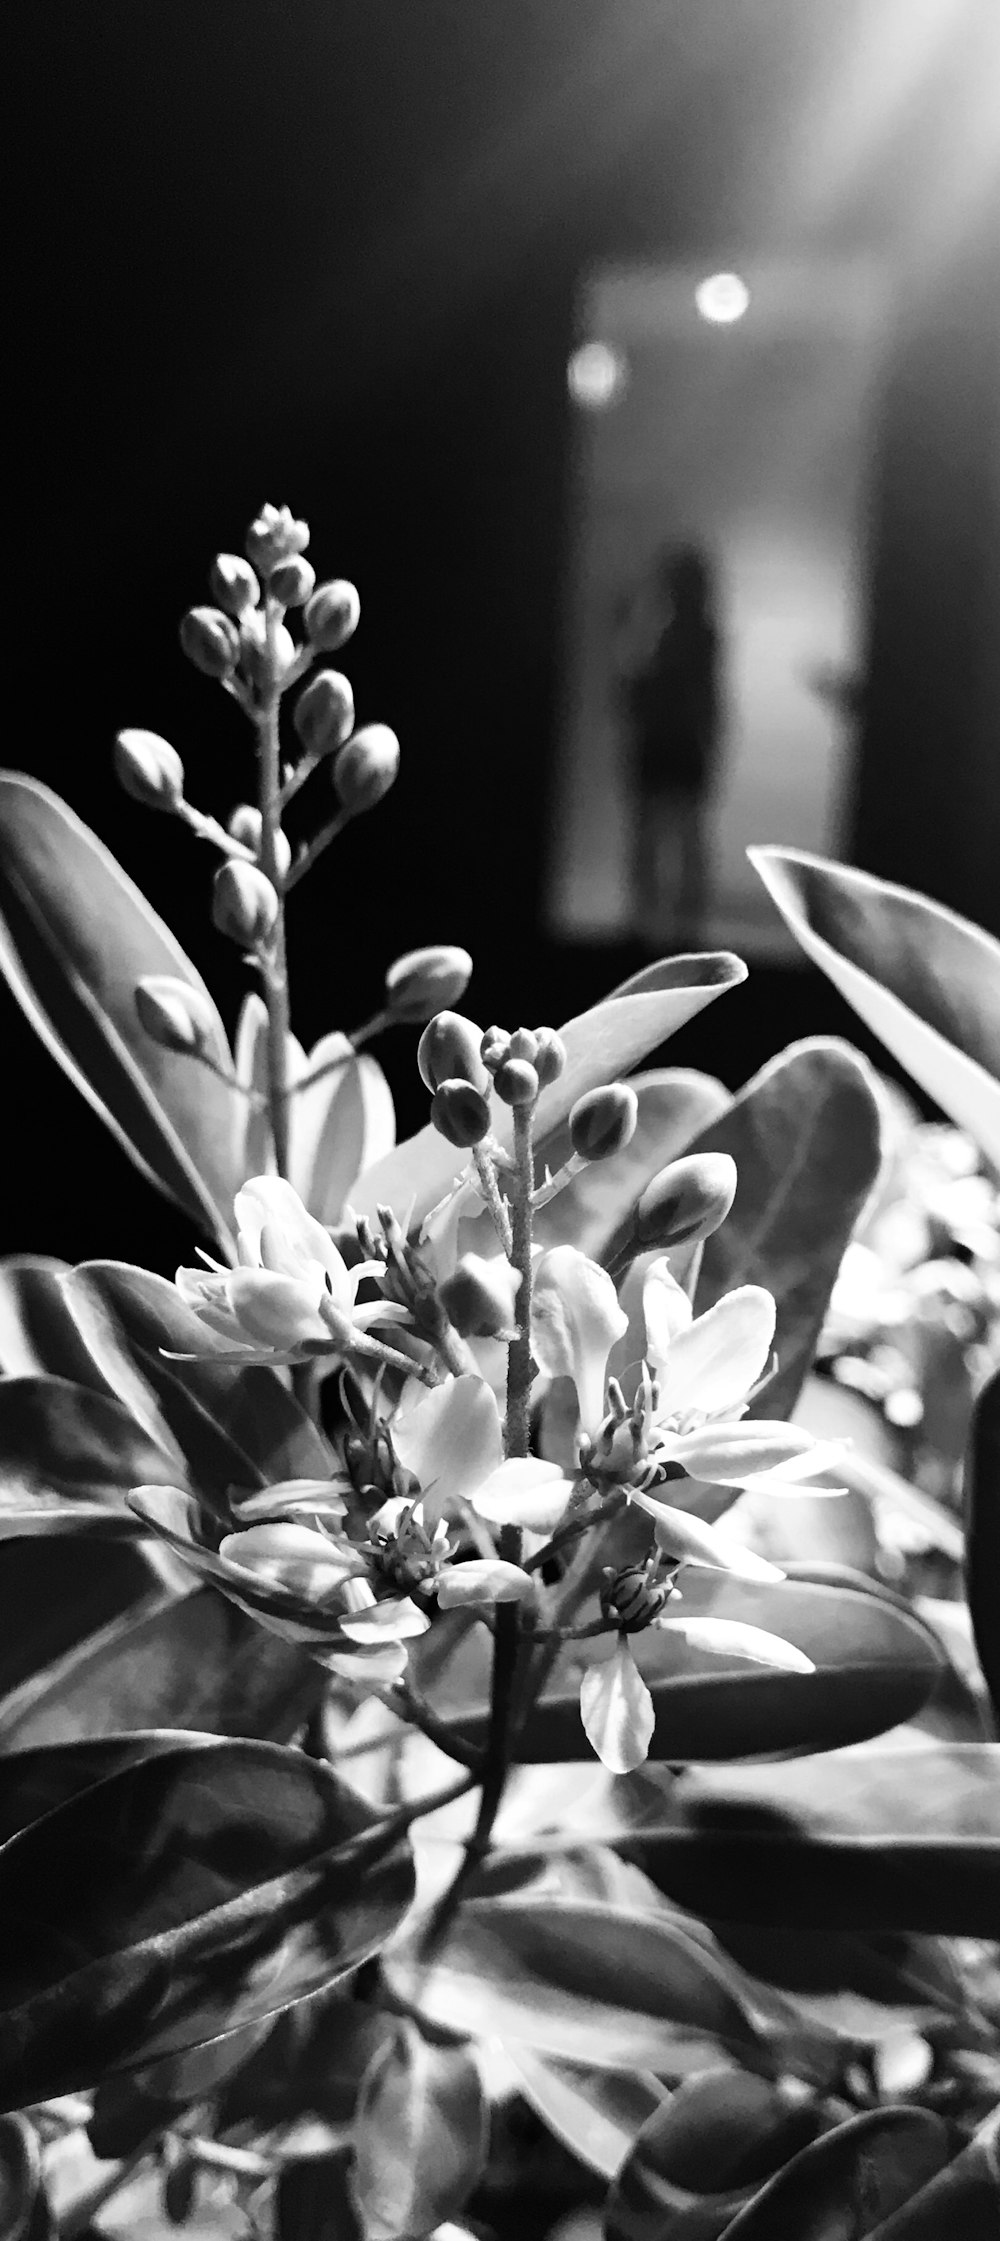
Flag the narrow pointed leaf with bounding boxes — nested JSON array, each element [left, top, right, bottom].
[[353, 954, 746, 1227], [604, 1740, 1000, 1937], [352, 2022, 488, 2241], [0, 1377, 180, 1536], [751, 846, 1000, 1169], [716, 2105, 951, 2240], [689, 1039, 883, 1418], [0, 773, 242, 1250], [0, 1734, 415, 2104], [387, 1897, 767, 2073], [0, 1584, 321, 1752]]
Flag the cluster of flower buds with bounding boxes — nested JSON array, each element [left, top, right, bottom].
[[227, 804, 292, 881], [419, 1011, 493, 1147], [480, 1023, 567, 1109]]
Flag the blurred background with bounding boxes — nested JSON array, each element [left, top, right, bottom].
[[8, 0, 1000, 1268]]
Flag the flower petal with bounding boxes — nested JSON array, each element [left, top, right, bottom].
[[391, 1372, 504, 1527], [225, 1266, 329, 1346], [642, 1257, 693, 1369], [218, 1522, 361, 1597], [655, 1285, 776, 1420], [235, 1175, 350, 1292], [579, 1638, 654, 1773], [635, 1496, 784, 1580], [470, 1458, 570, 1533], [532, 1246, 629, 1438], [338, 1596, 430, 1643], [230, 1480, 349, 1525], [656, 1616, 815, 1672], [667, 1420, 821, 1486], [437, 1559, 537, 1607]]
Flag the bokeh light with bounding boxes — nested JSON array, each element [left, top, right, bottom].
[[695, 272, 751, 324], [567, 340, 629, 407]]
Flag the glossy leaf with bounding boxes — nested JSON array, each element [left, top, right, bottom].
[[351, 2020, 488, 2240], [606, 2067, 823, 2241], [717, 2105, 951, 2240], [502, 2046, 666, 2181], [0, 1257, 111, 1388], [751, 847, 1000, 1170], [0, 1733, 415, 2104], [0, 1583, 321, 1751], [291, 1039, 396, 1223], [0, 773, 242, 1250], [353, 953, 747, 1228], [690, 1039, 883, 1418], [964, 1364, 1000, 1726], [386, 1896, 767, 2072], [0, 1375, 178, 1535], [605, 1740, 1000, 1937], [534, 1068, 731, 1256], [420, 1575, 945, 1763], [0, 1538, 158, 1710], [864, 2106, 1000, 2238]]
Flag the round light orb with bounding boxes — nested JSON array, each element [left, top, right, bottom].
[[694, 272, 750, 325], [567, 340, 628, 408]]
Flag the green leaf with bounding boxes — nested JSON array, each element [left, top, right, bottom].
[[750, 847, 1000, 1170], [690, 1039, 883, 1418], [291, 1040, 396, 1223], [605, 1740, 1000, 1937], [0, 773, 242, 1251], [502, 2046, 666, 2181], [353, 953, 747, 1228], [605, 2066, 823, 2241], [0, 1733, 415, 2104], [963, 1365, 1000, 1727], [0, 1376, 179, 1536], [0, 1538, 159, 1710], [863, 2107, 1000, 2238], [534, 1068, 731, 1255], [716, 2105, 951, 2240], [0, 1257, 113, 1388], [420, 1575, 944, 1763], [351, 2020, 488, 2241], [0, 1583, 321, 1751], [386, 1896, 767, 2072]]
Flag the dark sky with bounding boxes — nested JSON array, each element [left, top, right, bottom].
[[7, 1, 1000, 1262]]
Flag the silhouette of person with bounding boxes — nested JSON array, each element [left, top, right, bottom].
[[615, 543, 724, 945]]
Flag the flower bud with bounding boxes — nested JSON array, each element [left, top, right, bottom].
[[211, 859, 280, 947], [532, 1027, 568, 1089], [430, 1079, 492, 1148], [384, 944, 473, 1025], [480, 1025, 511, 1073], [417, 1011, 489, 1093], [570, 1083, 639, 1162], [238, 614, 297, 687], [113, 729, 185, 812], [269, 555, 316, 607], [304, 579, 360, 652], [179, 606, 239, 677], [334, 724, 400, 815], [134, 976, 225, 1061], [635, 1153, 737, 1251], [292, 669, 355, 757], [245, 504, 310, 576], [493, 1057, 539, 1108], [509, 1027, 539, 1063], [209, 553, 260, 617], [438, 1253, 521, 1339], [226, 805, 291, 878]]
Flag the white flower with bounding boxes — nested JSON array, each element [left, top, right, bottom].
[[390, 1372, 568, 1536], [175, 1175, 402, 1362], [531, 1245, 629, 1440]]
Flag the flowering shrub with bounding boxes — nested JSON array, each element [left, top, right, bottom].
[[0, 506, 996, 2237]]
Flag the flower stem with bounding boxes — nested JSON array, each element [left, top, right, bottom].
[[285, 806, 354, 892], [257, 595, 292, 1180], [504, 1103, 536, 1459], [418, 1599, 523, 1957], [473, 1143, 514, 1255]]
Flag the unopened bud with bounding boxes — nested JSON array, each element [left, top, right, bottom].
[[438, 1253, 521, 1339], [211, 859, 280, 947], [209, 553, 260, 617], [245, 504, 310, 576], [509, 1027, 539, 1063], [114, 729, 185, 811], [269, 555, 316, 607], [334, 724, 400, 815], [481, 1026, 511, 1073], [304, 579, 360, 652], [135, 976, 226, 1061], [430, 1079, 492, 1148], [292, 669, 355, 757], [533, 1028, 567, 1089], [238, 613, 297, 686], [493, 1057, 540, 1108], [180, 606, 239, 678], [226, 805, 291, 878], [570, 1083, 639, 1162], [417, 1011, 489, 1093], [384, 945, 473, 1024], [635, 1153, 737, 1250]]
